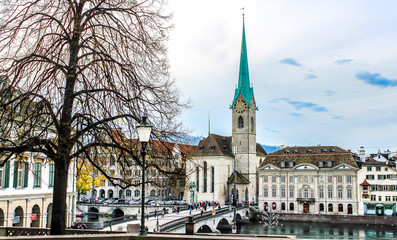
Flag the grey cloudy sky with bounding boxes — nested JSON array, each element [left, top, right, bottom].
[[166, 0, 397, 154]]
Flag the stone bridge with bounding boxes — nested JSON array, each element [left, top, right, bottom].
[[164, 207, 250, 234], [77, 203, 181, 219]]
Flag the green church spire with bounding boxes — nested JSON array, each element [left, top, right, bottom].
[[232, 16, 254, 106]]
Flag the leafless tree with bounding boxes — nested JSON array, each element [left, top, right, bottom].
[[0, 0, 189, 235]]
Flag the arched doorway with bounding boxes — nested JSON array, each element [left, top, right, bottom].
[[303, 203, 310, 213], [31, 205, 41, 227], [99, 189, 105, 199], [348, 204, 353, 214], [272, 202, 277, 210], [264, 202, 268, 212], [150, 189, 156, 196], [119, 189, 124, 199], [108, 189, 113, 199], [46, 203, 53, 228], [13, 206, 24, 227], [0, 208, 4, 226], [92, 189, 97, 199]]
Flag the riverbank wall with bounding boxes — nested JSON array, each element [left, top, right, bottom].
[[279, 213, 397, 226]]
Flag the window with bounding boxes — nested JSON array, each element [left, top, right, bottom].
[[376, 166, 381, 171], [263, 175, 268, 182], [0, 167, 2, 187], [289, 203, 294, 211], [34, 162, 42, 187], [49, 164, 55, 187], [272, 187, 277, 197], [238, 116, 244, 128], [134, 190, 140, 197], [318, 160, 324, 167], [366, 175, 375, 180], [280, 161, 285, 168], [328, 188, 333, 199], [337, 176, 342, 183], [347, 188, 352, 199], [211, 166, 215, 193], [378, 175, 386, 180], [378, 196, 382, 201], [0, 161, 10, 188], [263, 187, 268, 197], [203, 162, 207, 193], [337, 188, 343, 199], [303, 176, 308, 183], [367, 166, 372, 171], [251, 117, 254, 132], [338, 204, 343, 213], [328, 176, 333, 183], [288, 161, 295, 167], [327, 160, 333, 167], [319, 203, 324, 211], [289, 176, 294, 183], [319, 176, 324, 183], [272, 176, 276, 183], [393, 196, 397, 201], [281, 202, 286, 211], [289, 187, 294, 198], [126, 189, 132, 197], [14, 161, 28, 188], [328, 203, 333, 212], [346, 176, 352, 183], [304, 189, 309, 198], [386, 196, 391, 201], [281, 187, 286, 198], [196, 167, 199, 192], [370, 195, 376, 201], [319, 188, 324, 198], [280, 176, 286, 183]]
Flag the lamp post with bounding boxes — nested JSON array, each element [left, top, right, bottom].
[[137, 116, 152, 236], [189, 181, 196, 215]]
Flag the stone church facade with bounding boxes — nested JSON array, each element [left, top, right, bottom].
[[185, 18, 267, 205]]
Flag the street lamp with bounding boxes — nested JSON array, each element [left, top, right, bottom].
[[189, 181, 196, 215], [137, 116, 152, 236]]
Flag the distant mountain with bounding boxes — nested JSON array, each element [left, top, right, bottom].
[[262, 145, 280, 154]]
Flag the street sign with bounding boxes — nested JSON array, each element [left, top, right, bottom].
[[31, 213, 37, 221], [232, 225, 237, 233], [13, 216, 20, 224]]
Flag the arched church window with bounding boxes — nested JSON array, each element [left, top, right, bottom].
[[211, 166, 215, 193], [251, 116, 254, 131], [196, 167, 200, 192], [238, 116, 244, 128], [203, 162, 207, 193]]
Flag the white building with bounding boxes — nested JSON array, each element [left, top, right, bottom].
[[258, 146, 360, 215], [358, 156, 397, 216], [0, 155, 76, 227]]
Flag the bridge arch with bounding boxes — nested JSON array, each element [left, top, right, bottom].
[[216, 218, 230, 230], [88, 207, 99, 219], [197, 224, 212, 233], [112, 208, 124, 218]]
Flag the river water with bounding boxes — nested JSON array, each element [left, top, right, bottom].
[[223, 221, 397, 239]]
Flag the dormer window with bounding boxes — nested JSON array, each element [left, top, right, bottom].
[[327, 160, 333, 167], [330, 149, 335, 152], [289, 161, 295, 167], [281, 160, 286, 168], [306, 149, 311, 153], [283, 149, 289, 154], [318, 160, 324, 167], [210, 145, 216, 150], [292, 150, 297, 153], [321, 149, 327, 153]]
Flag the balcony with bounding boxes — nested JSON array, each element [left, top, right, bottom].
[[296, 198, 315, 204]]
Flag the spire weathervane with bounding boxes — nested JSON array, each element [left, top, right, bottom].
[[241, 7, 245, 18]]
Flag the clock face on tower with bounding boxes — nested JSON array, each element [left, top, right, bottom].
[[233, 99, 247, 113]]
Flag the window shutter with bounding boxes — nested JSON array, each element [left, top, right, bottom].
[[4, 161, 10, 188], [13, 162, 18, 188], [38, 163, 42, 187], [24, 162, 28, 188]]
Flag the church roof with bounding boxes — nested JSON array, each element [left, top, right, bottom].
[[232, 18, 254, 106], [259, 146, 358, 169], [194, 134, 234, 157], [194, 134, 266, 157], [227, 170, 250, 184]]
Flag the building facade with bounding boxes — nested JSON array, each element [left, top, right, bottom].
[[0, 155, 76, 227], [258, 146, 359, 215], [358, 156, 397, 216]]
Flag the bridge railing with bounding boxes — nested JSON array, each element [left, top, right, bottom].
[[160, 206, 239, 232]]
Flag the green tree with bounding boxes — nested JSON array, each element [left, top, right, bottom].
[[0, 0, 188, 235]]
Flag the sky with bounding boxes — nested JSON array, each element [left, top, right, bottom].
[[165, 0, 397, 155]]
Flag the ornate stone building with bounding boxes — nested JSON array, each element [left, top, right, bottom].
[[258, 146, 359, 215]]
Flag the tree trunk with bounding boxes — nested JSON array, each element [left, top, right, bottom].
[[50, 159, 70, 235]]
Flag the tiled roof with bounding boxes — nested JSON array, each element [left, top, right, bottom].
[[194, 134, 233, 157], [259, 145, 357, 169], [360, 179, 371, 186], [256, 144, 267, 157]]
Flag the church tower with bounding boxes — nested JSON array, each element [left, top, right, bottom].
[[231, 17, 257, 179]]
